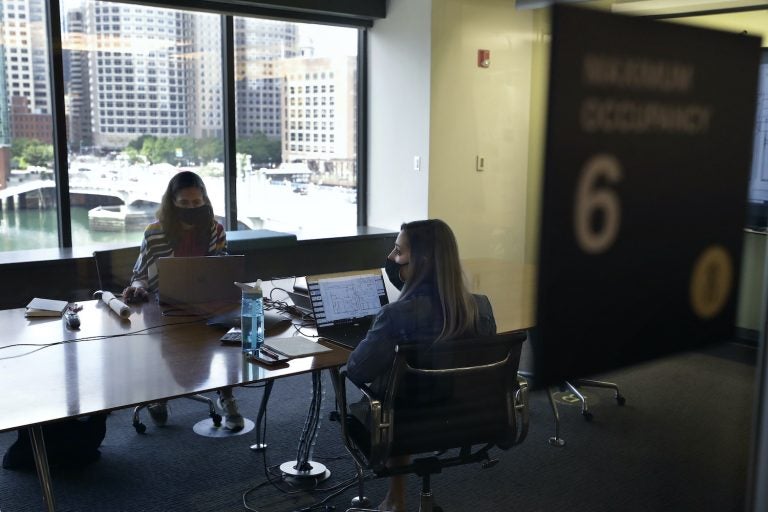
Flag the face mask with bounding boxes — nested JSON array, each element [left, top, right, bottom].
[[176, 204, 212, 227], [385, 258, 407, 291]]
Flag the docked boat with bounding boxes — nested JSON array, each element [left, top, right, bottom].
[[88, 205, 155, 231]]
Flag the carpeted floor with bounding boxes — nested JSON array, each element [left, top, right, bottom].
[[0, 341, 757, 512]]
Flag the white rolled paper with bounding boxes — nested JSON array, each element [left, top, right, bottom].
[[100, 291, 131, 319]]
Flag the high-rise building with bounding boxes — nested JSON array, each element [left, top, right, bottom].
[[0, 2, 10, 189], [189, 14, 222, 139], [84, 1, 189, 148], [64, 8, 92, 153], [280, 56, 357, 184], [1, 0, 51, 117], [234, 18, 297, 139]]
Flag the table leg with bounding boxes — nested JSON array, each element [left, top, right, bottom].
[[279, 370, 330, 483], [28, 425, 56, 512], [250, 379, 274, 451]]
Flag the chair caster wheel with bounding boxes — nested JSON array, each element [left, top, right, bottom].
[[582, 411, 593, 422], [212, 413, 223, 427], [328, 410, 340, 422], [134, 422, 147, 434], [616, 395, 626, 406]]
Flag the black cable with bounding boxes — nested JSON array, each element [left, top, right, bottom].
[[0, 317, 206, 358]]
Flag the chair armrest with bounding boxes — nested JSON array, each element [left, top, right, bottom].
[[514, 374, 530, 445]]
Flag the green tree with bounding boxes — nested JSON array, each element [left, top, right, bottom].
[[11, 137, 37, 160], [20, 142, 54, 168], [195, 138, 223, 164], [127, 134, 156, 152], [239, 132, 281, 167], [141, 136, 176, 164]]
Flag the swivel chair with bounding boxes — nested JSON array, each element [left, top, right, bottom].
[[331, 331, 530, 512], [92, 248, 222, 433], [538, 378, 626, 447]]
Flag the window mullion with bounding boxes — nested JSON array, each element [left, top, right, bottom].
[[45, 0, 72, 247], [221, 15, 237, 231]]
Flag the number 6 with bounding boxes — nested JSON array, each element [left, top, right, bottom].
[[574, 154, 623, 254]]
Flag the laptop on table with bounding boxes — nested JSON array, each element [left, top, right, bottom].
[[157, 255, 245, 315], [307, 269, 389, 349]]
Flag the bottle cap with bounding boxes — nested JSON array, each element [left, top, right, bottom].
[[234, 280, 263, 294]]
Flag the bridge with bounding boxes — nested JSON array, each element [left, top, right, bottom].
[[0, 177, 162, 210]]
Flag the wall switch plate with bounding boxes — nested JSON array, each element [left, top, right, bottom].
[[414, 156, 421, 171], [476, 155, 486, 172]]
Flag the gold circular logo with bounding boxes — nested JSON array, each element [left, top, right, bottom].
[[690, 245, 733, 320]]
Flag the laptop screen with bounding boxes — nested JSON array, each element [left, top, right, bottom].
[[308, 271, 388, 328]]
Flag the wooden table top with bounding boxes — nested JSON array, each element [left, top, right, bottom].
[[0, 298, 349, 433]]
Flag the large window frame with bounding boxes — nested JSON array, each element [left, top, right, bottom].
[[41, 0, 372, 248]]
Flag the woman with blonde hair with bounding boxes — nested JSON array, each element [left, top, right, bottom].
[[346, 219, 496, 512]]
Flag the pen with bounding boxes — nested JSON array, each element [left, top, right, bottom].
[[260, 346, 280, 359]]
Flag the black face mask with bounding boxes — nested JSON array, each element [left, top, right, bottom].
[[385, 258, 407, 291], [176, 204, 212, 227]]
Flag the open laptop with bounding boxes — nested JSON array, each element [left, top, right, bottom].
[[307, 269, 389, 349], [157, 255, 245, 314]]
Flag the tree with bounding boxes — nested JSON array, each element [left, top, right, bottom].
[[20, 142, 54, 168], [11, 138, 37, 159], [195, 138, 223, 164], [239, 132, 282, 166], [141, 136, 176, 164]]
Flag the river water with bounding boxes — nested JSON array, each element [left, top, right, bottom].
[[0, 207, 144, 252]]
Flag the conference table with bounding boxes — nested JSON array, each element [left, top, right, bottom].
[[0, 293, 350, 512]]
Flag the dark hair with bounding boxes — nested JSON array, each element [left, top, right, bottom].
[[399, 219, 479, 341], [156, 171, 213, 246]]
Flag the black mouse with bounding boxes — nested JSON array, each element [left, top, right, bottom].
[[64, 311, 81, 330]]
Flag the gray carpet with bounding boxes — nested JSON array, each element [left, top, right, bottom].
[[0, 341, 756, 512]]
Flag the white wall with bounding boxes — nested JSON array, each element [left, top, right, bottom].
[[367, 0, 432, 230]]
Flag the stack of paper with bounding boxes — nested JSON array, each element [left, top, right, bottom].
[[25, 298, 69, 318]]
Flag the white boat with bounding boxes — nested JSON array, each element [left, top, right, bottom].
[[88, 205, 155, 231]]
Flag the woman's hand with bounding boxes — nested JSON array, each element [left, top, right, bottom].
[[122, 285, 149, 303]]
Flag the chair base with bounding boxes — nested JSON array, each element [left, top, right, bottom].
[[132, 394, 222, 434], [545, 379, 625, 445]]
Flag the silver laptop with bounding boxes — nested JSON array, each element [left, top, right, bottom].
[[157, 255, 245, 310], [307, 269, 389, 349]]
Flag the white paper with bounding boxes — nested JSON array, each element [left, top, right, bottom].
[[100, 291, 131, 319]]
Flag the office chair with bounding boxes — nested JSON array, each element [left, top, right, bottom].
[[330, 331, 529, 512], [92, 248, 222, 433], [538, 378, 626, 447]]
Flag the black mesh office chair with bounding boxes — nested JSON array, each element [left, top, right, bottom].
[[92, 248, 222, 433], [330, 331, 530, 512]]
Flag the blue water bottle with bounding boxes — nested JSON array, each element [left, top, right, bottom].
[[240, 280, 264, 355]]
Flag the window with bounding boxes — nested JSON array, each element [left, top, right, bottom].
[[0, 1, 362, 254], [0, 2, 57, 251], [61, 1, 223, 248]]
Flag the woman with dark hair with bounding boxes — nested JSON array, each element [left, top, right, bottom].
[[122, 171, 243, 430], [346, 219, 496, 512]]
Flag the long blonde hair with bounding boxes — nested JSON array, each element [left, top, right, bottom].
[[399, 219, 479, 341]]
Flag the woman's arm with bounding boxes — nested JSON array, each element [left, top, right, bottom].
[[346, 309, 398, 387]]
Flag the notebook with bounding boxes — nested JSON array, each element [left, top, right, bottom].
[[157, 255, 245, 313], [307, 269, 389, 349], [25, 297, 69, 318]]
